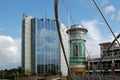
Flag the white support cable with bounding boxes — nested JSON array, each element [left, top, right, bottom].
[[61, 0, 75, 24], [59, 10, 65, 24], [68, 12, 71, 28], [54, 0, 74, 79], [59, 3, 71, 28]]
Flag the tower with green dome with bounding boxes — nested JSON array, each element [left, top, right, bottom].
[[67, 24, 88, 78]]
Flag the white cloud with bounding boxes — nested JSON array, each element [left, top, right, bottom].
[[81, 20, 103, 58], [86, 40, 101, 58], [81, 19, 119, 58], [37, 28, 59, 64], [101, 0, 109, 6], [104, 5, 116, 14], [81, 20, 102, 40], [117, 11, 120, 21], [38, 28, 58, 40], [0, 35, 21, 70], [111, 14, 115, 20]]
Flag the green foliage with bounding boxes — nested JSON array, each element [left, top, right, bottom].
[[0, 66, 60, 79], [0, 66, 24, 79]]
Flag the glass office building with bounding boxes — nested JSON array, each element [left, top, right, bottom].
[[35, 18, 60, 74], [22, 13, 60, 74]]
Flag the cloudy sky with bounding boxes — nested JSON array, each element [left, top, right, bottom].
[[0, 0, 120, 69]]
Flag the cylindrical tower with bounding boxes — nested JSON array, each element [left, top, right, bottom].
[[67, 24, 88, 78]]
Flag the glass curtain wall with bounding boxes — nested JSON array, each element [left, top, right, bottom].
[[34, 18, 60, 74]]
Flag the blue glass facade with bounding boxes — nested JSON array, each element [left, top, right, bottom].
[[22, 13, 60, 75], [31, 18, 60, 74]]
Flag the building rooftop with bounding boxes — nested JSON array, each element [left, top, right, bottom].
[[99, 42, 112, 45], [71, 24, 83, 28], [66, 24, 88, 33]]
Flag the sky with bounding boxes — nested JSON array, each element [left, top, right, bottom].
[[0, 0, 120, 70]]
